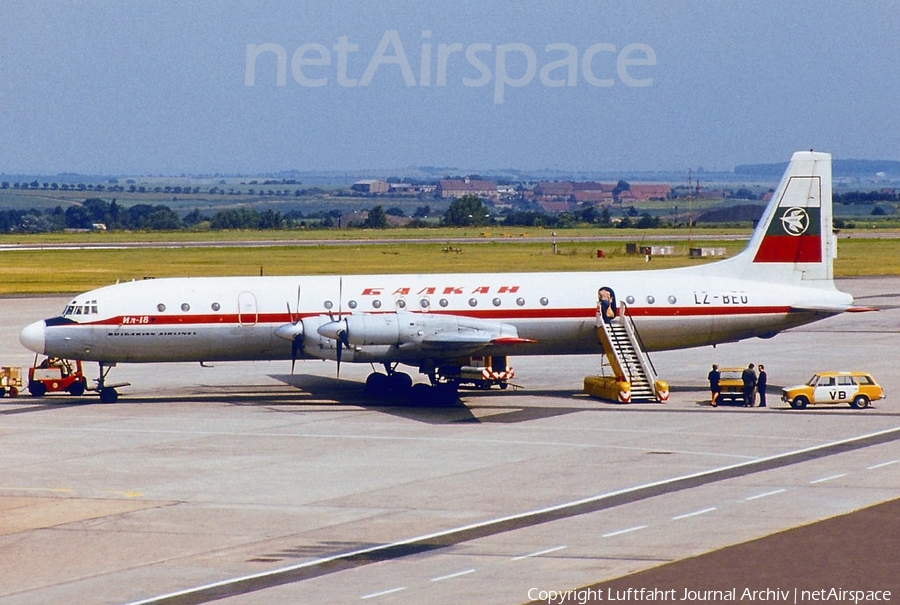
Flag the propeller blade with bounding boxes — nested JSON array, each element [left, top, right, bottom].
[[334, 277, 345, 377], [286, 284, 303, 372], [335, 328, 345, 377], [291, 333, 301, 374]]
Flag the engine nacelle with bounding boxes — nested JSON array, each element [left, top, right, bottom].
[[316, 312, 517, 347]]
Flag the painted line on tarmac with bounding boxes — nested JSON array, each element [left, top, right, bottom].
[[672, 506, 717, 520], [810, 473, 848, 484], [745, 488, 787, 501], [360, 586, 406, 600], [431, 568, 477, 582], [602, 525, 647, 538], [511, 545, 567, 561], [122, 426, 900, 605]]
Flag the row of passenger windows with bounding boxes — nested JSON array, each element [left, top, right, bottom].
[[148, 294, 679, 314], [325, 297, 551, 310], [150, 297, 554, 313], [624, 295, 679, 305], [155, 302, 212, 313]]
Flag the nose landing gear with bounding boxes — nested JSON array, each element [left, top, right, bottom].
[[96, 362, 130, 403]]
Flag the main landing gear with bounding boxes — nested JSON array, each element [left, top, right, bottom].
[[364, 364, 460, 407]]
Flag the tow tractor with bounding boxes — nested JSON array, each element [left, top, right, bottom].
[[1, 366, 23, 398], [28, 356, 89, 397], [27, 356, 127, 403]]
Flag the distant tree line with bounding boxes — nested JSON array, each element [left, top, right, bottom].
[[4, 189, 893, 235], [834, 190, 899, 204], [0, 180, 325, 197]]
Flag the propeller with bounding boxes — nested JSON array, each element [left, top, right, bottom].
[[334, 277, 345, 377], [335, 320, 349, 377], [287, 285, 301, 374], [315, 277, 351, 377]]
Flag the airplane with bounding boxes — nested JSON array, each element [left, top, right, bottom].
[[19, 150, 855, 404]]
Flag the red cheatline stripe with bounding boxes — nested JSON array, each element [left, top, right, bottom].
[[62, 305, 797, 329]]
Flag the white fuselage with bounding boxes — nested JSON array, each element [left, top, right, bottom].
[[23, 265, 852, 367]]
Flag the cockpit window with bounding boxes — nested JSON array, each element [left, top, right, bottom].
[[62, 299, 99, 316]]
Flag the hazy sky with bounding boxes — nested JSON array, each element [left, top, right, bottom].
[[1, 1, 897, 175]]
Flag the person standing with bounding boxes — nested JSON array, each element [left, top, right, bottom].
[[757, 364, 767, 407], [708, 364, 721, 407], [598, 288, 614, 324], [741, 363, 757, 407]]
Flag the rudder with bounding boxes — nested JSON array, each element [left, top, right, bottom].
[[743, 151, 834, 281]]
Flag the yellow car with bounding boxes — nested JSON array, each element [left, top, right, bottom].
[[782, 371, 885, 409], [716, 367, 753, 405]]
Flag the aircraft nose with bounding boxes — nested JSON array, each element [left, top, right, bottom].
[[19, 320, 46, 354]]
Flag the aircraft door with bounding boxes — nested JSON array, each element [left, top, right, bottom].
[[238, 291, 258, 326], [598, 287, 617, 322]]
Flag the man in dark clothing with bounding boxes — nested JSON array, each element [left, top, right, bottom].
[[757, 364, 767, 407], [708, 364, 721, 407], [741, 363, 757, 407]]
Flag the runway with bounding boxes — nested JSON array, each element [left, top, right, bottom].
[[1, 277, 898, 604]]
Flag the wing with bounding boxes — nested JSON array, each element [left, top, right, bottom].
[[317, 311, 535, 356]]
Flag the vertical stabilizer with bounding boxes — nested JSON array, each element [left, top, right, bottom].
[[729, 151, 834, 282]]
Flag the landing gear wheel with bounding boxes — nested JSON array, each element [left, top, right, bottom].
[[387, 372, 413, 393], [432, 383, 460, 407], [99, 387, 118, 404], [410, 383, 432, 404], [364, 372, 390, 396]]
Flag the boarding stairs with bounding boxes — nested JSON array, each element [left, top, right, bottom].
[[595, 303, 665, 403]]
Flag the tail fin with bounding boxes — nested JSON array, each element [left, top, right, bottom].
[[732, 150, 835, 282]]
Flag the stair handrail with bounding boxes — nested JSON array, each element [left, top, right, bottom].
[[595, 309, 630, 382], [617, 302, 658, 380]]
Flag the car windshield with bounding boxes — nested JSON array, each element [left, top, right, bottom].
[[806, 375, 820, 387]]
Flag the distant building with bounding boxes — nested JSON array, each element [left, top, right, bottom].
[[627, 184, 671, 201], [537, 200, 577, 213], [535, 181, 669, 204], [351, 179, 390, 194], [437, 178, 498, 200]]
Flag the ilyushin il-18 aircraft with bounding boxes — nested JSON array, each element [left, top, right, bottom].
[[19, 151, 855, 403]]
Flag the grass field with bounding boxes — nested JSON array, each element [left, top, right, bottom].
[[1, 232, 898, 295]]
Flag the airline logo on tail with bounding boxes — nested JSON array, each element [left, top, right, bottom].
[[754, 176, 822, 263]]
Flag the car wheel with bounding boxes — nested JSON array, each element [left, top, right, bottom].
[[850, 395, 869, 409], [790, 395, 808, 410]]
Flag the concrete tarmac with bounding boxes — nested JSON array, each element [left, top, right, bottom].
[[0, 277, 898, 605]]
